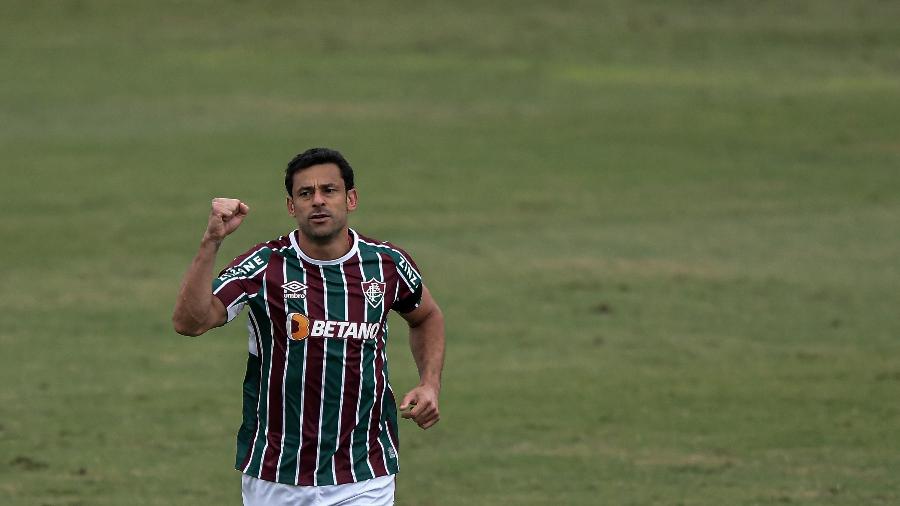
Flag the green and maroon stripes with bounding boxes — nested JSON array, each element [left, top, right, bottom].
[[235, 311, 264, 471], [356, 234, 423, 313], [277, 255, 307, 483], [315, 264, 348, 485], [363, 249, 390, 476], [335, 257, 366, 483], [297, 260, 326, 485], [235, 242, 291, 478], [349, 247, 380, 481], [259, 252, 289, 482], [227, 231, 414, 486], [240, 292, 274, 475]]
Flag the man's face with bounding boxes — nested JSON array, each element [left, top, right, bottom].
[[287, 163, 358, 243]]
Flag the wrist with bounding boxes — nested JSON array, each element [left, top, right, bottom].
[[419, 378, 441, 394], [200, 234, 223, 251]]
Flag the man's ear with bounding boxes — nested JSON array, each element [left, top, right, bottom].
[[287, 196, 295, 216], [347, 188, 359, 212]]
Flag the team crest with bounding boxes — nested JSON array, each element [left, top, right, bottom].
[[361, 279, 386, 308], [282, 280, 308, 299]]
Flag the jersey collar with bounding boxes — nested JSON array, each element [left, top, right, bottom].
[[290, 228, 359, 266]]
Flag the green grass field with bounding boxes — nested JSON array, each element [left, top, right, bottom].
[[2, 1, 900, 504]]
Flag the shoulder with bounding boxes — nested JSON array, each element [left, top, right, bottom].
[[238, 233, 294, 263], [356, 231, 417, 265], [355, 230, 422, 285], [217, 233, 294, 280]]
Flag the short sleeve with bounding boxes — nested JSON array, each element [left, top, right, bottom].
[[212, 245, 269, 323], [390, 246, 424, 313]]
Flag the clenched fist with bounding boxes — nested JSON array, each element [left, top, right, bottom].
[[205, 198, 249, 243], [399, 384, 440, 430]]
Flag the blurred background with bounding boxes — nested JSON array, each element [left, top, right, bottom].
[[1, 1, 899, 504]]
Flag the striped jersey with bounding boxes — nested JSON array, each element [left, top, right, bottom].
[[212, 228, 424, 486]]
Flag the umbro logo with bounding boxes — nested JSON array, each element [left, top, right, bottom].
[[282, 281, 308, 299], [361, 279, 386, 308]]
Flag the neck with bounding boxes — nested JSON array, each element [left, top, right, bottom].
[[297, 228, 353, 261]]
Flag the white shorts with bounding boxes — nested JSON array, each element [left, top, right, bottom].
[[241, 473, 395, 506]]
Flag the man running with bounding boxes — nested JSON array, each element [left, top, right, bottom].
[[173, 147, 445, 505]]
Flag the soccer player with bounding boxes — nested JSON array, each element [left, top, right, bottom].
[[172, 148, 445, 506]]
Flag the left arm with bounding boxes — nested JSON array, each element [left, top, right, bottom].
[[398, 285, 445, 430]]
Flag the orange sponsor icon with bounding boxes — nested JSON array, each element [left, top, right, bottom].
[[289, 313, 310, 341]]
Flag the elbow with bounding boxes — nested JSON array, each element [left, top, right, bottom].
[[175, 327, 202, 337], [172, 315, 203, 337], [433, 305, 444, 324], [424, 305, 444, 328]]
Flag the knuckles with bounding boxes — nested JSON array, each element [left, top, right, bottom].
[[211, 198, 243, 213]]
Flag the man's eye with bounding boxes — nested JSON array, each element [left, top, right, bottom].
[[299, 191, 311, 198]]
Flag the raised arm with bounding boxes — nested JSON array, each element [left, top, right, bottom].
[[398, 285, 445, 429], [172, 198, 249, 336]]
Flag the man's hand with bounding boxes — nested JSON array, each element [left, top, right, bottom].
[[172, 198, 244, 337], [400, 384, 440, 430], [205, 198, 249, 244]]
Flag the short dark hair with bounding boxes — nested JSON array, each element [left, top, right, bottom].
[[284, 147, 355, 195]]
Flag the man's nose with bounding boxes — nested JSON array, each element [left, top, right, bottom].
[[312, 189, 326, 205]]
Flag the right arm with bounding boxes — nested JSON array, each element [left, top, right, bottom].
[[172, 198, 249, 336]]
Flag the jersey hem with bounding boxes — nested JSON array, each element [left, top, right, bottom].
[[235, 467, 398, 487]]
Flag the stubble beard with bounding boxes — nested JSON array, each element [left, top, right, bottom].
[[298, 218, 346, 245]]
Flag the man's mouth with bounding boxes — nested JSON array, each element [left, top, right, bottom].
[[309, 212, 330, 223]]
